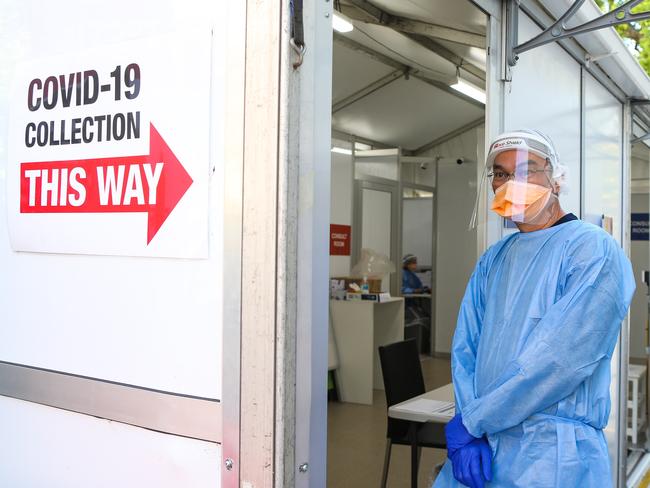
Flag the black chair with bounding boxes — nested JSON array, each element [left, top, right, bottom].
[[378, 339, 446, 488]]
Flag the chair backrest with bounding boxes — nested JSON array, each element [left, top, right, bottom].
[[378, 338, 426, 408]]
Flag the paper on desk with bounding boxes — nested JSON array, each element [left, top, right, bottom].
[[392, 399, 455, 417]]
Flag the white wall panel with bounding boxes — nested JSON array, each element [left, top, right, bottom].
[[0, 396, 220, 488], [504, 13, 581, 217], [584, 74, 623, 242], [402, 198, 433, 267], [361, 189, 392, 259], [0, 0, 224, 398]]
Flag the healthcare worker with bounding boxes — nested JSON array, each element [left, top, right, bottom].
[[433, 129, 635, 488], [402, 254, 430, 294]]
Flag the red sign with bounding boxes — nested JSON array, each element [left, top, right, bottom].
[[19, 123, 192, 244], [330, 224, 351, 256]]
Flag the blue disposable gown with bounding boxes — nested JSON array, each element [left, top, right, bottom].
[[433, 220, 635, 488], [403, 268, 424, 294]]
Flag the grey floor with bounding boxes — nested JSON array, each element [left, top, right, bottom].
[[327, 356, 452, 488]]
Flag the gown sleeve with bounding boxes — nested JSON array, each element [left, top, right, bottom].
[[451, 254, 488, 412], [460, 230, 636, 438]]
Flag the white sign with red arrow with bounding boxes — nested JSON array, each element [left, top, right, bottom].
[[7, 31, 211, 258]]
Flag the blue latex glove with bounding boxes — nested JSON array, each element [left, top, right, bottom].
[[450, 438, 493, 488], [445, 413, 477, 459]]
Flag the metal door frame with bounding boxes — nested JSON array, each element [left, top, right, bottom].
[[352, 177, 401, 297]]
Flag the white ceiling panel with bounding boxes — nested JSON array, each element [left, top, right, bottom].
[[363, 0, 487, 35], [343, 23, 457, 83], [331, 77, 484, 150], [332, 43, 396, 103]]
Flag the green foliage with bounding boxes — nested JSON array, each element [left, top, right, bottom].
[[594, 0, 650, 75]]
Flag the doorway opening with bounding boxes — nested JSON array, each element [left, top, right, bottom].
[[625, 137, 650, 480], [325, 1, 488, 486]]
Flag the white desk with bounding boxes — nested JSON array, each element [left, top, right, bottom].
[[330, 298, 404, 405], [389, 383, 455, 423]]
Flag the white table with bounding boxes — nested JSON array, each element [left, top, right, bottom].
[[330, 298, 404, 405], [389, 383, 455, 423], [388, 383, 454, 488]]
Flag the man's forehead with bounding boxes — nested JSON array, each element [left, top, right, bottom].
[[492, 150, 546, 167]]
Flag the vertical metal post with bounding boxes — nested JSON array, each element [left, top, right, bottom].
[[431, 158, 440, 354], [396, 147, 404, 298], [502, 0, 518, 81], [618, 100, 633, 488], [483, 9, 505, 252], [580, 66, 586, 219], [221, 1, 246, 486], [293, 0, 333, 485]]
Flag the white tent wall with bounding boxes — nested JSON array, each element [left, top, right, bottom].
[[0, 1, 233, 486], [503, 13, 581, 218], [402, 199, 433, 267], [401, 161, 436, 188], [418, 127, 482, 355], [0, 396, 220, 488]]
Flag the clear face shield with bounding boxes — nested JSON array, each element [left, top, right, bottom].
[[470, 148, 558, 228]]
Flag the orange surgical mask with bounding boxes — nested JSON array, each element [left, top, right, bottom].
[[491, 180, 552, 223]]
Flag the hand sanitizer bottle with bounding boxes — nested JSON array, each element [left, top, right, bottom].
[[361, 276, 370, 293]]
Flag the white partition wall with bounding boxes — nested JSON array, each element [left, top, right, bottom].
[[0, 397, 221, 488], [0, 1, 234, 485]]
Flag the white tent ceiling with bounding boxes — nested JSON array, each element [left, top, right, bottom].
[[368, 0, 487, 35], [332, 0, 487, 152]]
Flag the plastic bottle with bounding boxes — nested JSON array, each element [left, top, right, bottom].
[[361, 275, 370, 293]]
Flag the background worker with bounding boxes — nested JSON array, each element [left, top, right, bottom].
[[433, 129, 635, 488], [402, 254, 430, 294]]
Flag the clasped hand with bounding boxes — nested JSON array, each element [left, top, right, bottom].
[[445, 414, 492, 488]]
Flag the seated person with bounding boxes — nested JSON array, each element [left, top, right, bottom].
[[401, 254, 430, 294]]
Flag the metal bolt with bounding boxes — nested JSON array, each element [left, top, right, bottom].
[[325, 12, 330, 18], [299, 463, 309, 473], [225, 458, 234, 471]]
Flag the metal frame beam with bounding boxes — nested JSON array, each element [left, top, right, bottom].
[[334, 34, 485, 110], [518, 2, 626, 102], [340, 3, 485, 48], [507, 0, 650, 67], [332, 69, 405, 113], [413, 117, 485, 155], [342, 0, 486, 81], [405, 33, 486, 82]]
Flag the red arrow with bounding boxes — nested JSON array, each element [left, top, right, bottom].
[[20, 123, 193, 244]]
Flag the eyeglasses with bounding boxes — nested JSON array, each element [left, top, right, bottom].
[[487, 168, 552, 184]]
